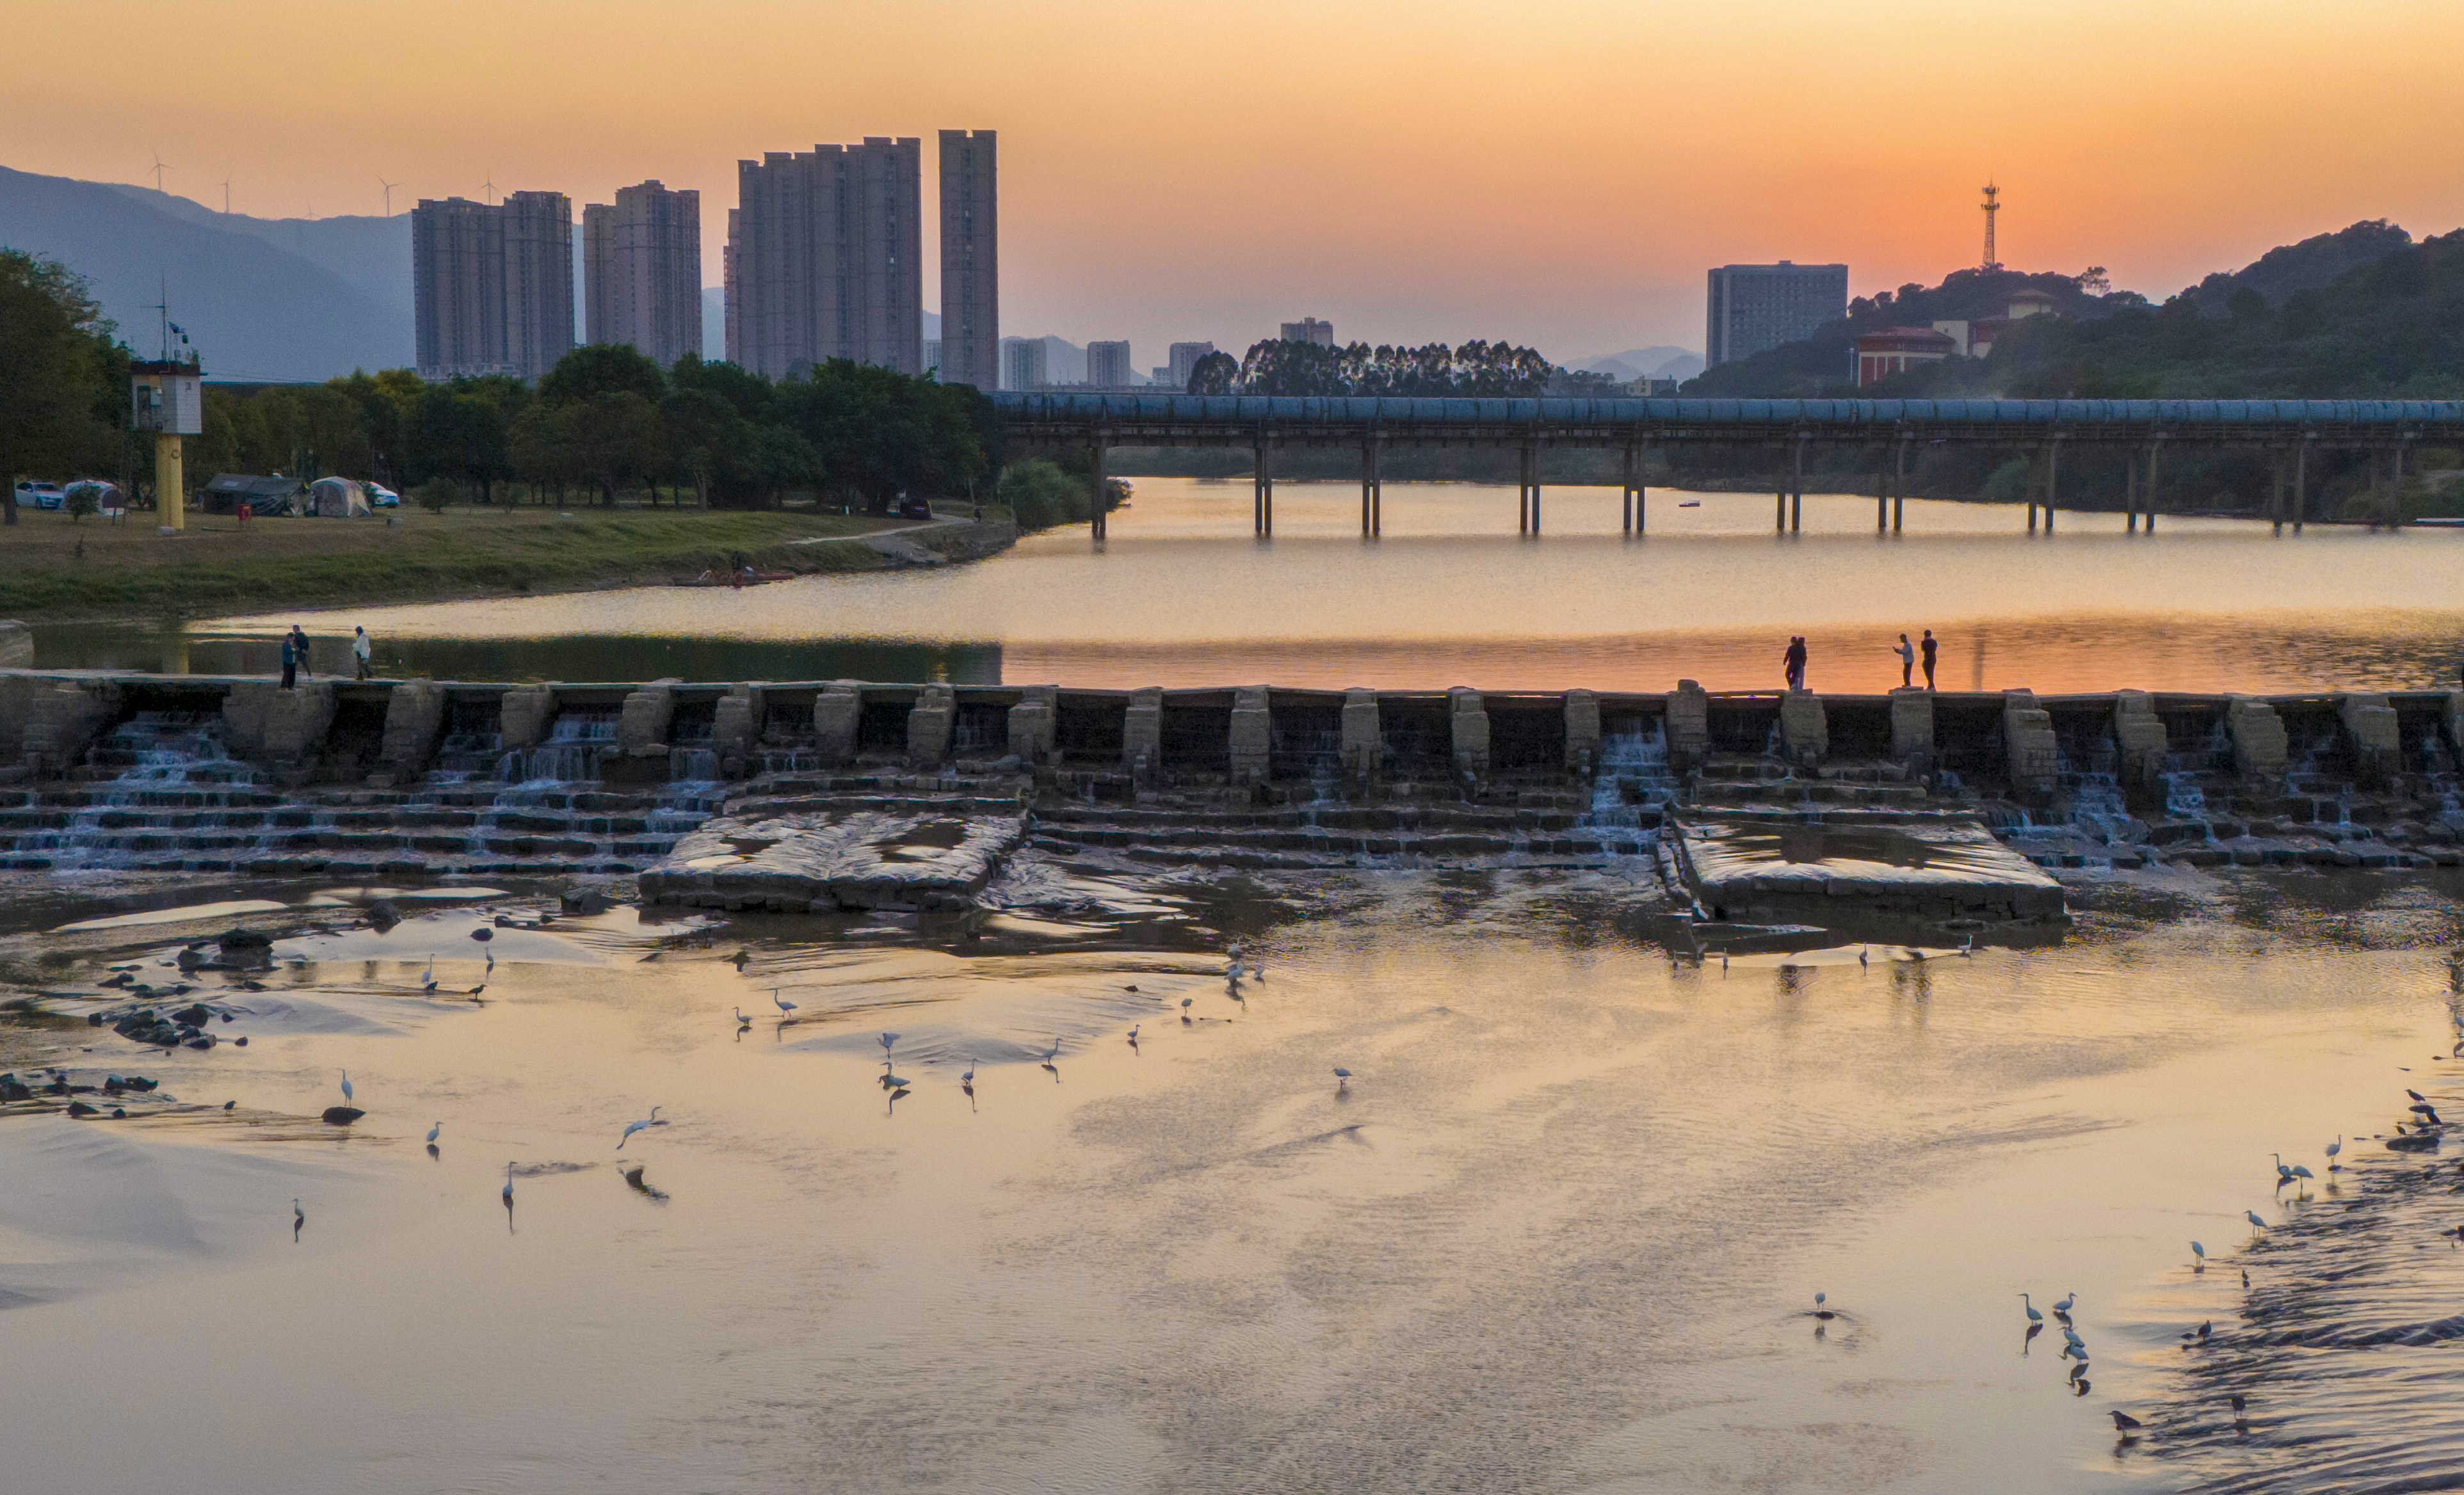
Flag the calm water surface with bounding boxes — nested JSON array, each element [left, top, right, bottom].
[[33, 480, 2464, 691], [4, 863, 2461, 1492]]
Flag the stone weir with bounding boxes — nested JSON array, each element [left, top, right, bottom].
[[5, 672, 2464, 925]]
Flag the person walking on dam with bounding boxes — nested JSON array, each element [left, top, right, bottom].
[[289, 625, 312, 681], [1893, 633, 1916, 688], [278, 630, 297, 690], [353, 626, 373, 681], [1920, 629, 1938, 691], [1784, 636, 1808, 691]]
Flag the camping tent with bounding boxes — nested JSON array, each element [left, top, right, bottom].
[[202, 474, 304, 516], [308, 477, 371, 517]]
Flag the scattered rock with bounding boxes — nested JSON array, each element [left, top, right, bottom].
[[172, 1003, 212, 1027], [561, 883, 614, 916], [66, 1100, 98, 1117], [366, 899, 402, 932], [321, 1107, 365, 1126], [217, 930, 273, 952]]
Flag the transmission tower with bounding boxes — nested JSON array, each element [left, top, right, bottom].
[[1981, 182, 2001, 271]]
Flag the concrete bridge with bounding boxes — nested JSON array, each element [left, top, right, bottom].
[[991, 392, 2464, 538]]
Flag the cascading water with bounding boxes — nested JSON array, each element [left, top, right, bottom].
[[499, 712, 617, 784], [1581, 725, 1675, 833], [35, 713, 275, 870]]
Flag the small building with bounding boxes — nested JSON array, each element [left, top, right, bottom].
[[1855, 326, 1958, 386], [202, 474, 305, 516], [1279, 317, 1333, 347], [1937, 290, 2061, 359]]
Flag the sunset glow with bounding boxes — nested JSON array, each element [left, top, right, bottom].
[[9, 1, 2460, 357]]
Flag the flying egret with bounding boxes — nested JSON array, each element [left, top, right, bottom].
[[2326, 1135, 2344, 1171], [617, 1105, 666, 1149], [1813, 1292, 1834, 1320], [2192, 1241, 2207, 1266], [2020, 1293, 2043, 1323], [339, 1070, 354, 1108], [426, 1121, 442, 1145], [772, 988, 798, 1018], [2053, 1291, 2076, 1315], [2246, 1209, 2268, 1231], [1333, 1066, 1353, 1091]]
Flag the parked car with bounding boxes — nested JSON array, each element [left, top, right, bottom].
[[13, 481, 67, 509], [896, 495, 934, 520], [364, 482, 401, 508]]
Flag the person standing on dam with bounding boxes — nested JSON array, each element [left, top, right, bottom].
[[1784, 636, 1808, 691], [278, 631, 297, 690], [1920, 630, 1939, 690], [1894, 634, 1916, 688]]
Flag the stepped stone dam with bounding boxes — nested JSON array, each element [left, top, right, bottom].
[[8, 669, 2464, 928]]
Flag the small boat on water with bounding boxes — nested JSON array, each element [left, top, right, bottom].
[[1678, 500, 1701, 508], [679, 569, 794, 588]]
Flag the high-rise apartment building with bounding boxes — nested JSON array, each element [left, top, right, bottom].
[[1280, 317, 1334, 347], [937, 129, 998, 390], [728, 137, 922, 380], [1086, 340, 1132, 388], [1167, 340, 1216, 390], [583, 180, 702, 367], [721, 208, 742, 365], [412, 190, 575, 381], [1703, 261, 1848, 367], [924, 339, 943, 374], [1003, 337, 1047, 391]]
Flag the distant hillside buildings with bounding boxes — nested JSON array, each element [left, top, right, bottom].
[[411, 191, 575, 381], [1704, 262, 1848, 368], [583, 180, 702, 367], [1280, 317, 1334, 347]]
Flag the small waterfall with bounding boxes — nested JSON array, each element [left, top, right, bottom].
[[1581, 725, 1675, 832], [38, 713, 271, 870], [2162, 772, 2209, 819], [497, 710, 617, 784], [2069, 772, 2132, 845]]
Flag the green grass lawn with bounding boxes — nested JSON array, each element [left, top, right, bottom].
[[0, 506, 906, 622]]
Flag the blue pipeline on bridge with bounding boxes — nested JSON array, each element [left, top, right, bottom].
[[990, 393, 2464, 539]]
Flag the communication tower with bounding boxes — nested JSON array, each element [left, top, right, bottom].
[[1981, 182, 2001, 271]]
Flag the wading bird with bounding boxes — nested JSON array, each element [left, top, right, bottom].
[[1126, 1025, 1139, 1046], [1333, 1066, 1353, 1091], [426, 1121, 442, 1145], [1180, 997, 1195, 1023], [732, 1007, 753, 1028], [2111, 1410, 2142, 1435], [2192, 1241, 2207, 1267], [293, 1197, 304, 1233], [772, 989, 798, 1018], [2326, 1135, 2343, 1171], [2271, 1153, 2294, 1188], [502, 1162, 514, 1207], [2246, 1209, 2268, 1231], [880, 1032, 899, 1063], [422, 958, 437, 993], [2020, 1293, 2043, 1324], [1813, 1292, 1834, 1320], [960, 1060, 975, 1089], [339, 1070, 354, 1108], [2053, 1291, 2075, 1316], [2290, 1163, 2315, 1197], [617, 1106, 666, 1149]]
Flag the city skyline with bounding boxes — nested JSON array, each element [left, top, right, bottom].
[[11, 1, 2459, 363]]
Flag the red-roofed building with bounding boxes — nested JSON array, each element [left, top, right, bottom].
[[1855, 326, 1958, 386]]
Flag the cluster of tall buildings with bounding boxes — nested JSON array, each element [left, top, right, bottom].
[[413, 130, 997, 387]]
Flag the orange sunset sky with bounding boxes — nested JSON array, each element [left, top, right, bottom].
[[7, 0, 2461, 362]]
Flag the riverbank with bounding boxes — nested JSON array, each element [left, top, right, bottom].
[[0, 506, 1018, 625]]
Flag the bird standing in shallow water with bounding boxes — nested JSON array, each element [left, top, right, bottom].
[[772, 988, 797, 1018], [339, 1070, 354, 1108], [1812, 1292, 1834, 1320], [2192, 1241, 2207, 1267], [2111, 1409, 2143, 1435], [2247, 1209, 2268, 1231], [1333, 1066, 1353, 1091], [2290, 1163, 2315, 1197], [2272, 1153, 2294, 1188], [2020, 1293, 2043, 1323], [2327, 1135, 2344, 1171], [502, 1162, 515, 1206], [2053, 1291, 2075, 1316], [880, 1032, 899, 1064], [426, 1121, 442, 1145], [293, 1197, 304, 1238]]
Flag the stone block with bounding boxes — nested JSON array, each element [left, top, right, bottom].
[[615, 679, 679, 756], [908, 684, 956, 767], [2226, 696, 2289, 783], [378, 680, 447, 776], [1449, 688, 1490, 776], [713, 684, 765, 775], [2446, 692, 2464, 758], [2111, 689, 2167, 798], [261, 682, 337, 764], [2002, 691, 2057, 796], [1124, 687, 1166, 778], [1227, 685, 1271, 785], [1008, 685, 1058, 763], [1341, 688, 1380, 780], [22, 681, 114, 774], [1564, 689, 1602, 774], [1779, 690, 1827, 765], [0, 620, 30, 669], [1888, 687, 1934, 769], [813, 684, 860, 765], [1666, 680, 1710, 769], [499, 685, 557, 751], [2338, 691, 2400, 787]]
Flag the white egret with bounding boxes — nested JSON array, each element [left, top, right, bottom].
[[1126, 1025, 1140, 1044], [732, 1007, 753, 1027], [2290, 1163, 2315, 1197], [2271, 1153, 2294, 1187], [1812, 1292, 1834, 1320], [880, 1032, 900, 1061], [1180, 996, 1195, 1023], [772, 988, 798, 1018], [339, 1069, 354, 1108], [2052, 1291, 2075, 1315], [426, 1121, 442, 1145], [2019, 1293, 2043, 1323], [1960, 936, 1974, 956], [2326, 1135, 2344, 1171], [880, 1073, 910, 1091], [2246, 1209, 2267, 1230], [960, 1060, 975, 1087], [293, 1197, 304, 1227], [1333, 1066, 1353, 1091], [616, 1106, 666, 1149]]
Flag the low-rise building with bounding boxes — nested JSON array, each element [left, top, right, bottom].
[[1855, 327, 1958, 386]]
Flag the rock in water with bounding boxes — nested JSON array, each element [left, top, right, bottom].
[[366, 899, 402, 932], [321, 1106, 366, 1126]]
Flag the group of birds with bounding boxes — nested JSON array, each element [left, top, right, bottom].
[[2015, 1291, 2099, 1398]]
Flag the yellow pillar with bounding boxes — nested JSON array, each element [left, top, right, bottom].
[[154, 432, 184, 531]]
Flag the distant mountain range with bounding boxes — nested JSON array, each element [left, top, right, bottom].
[[1568, 346, 1703, 383]]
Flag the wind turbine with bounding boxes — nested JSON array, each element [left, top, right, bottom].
[[483, 168, 495, 205], [149, 152, 172, 193], [220, 176, 231, 214], [376, 175, 398, 216]]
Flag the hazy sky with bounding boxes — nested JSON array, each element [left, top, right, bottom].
[[9, 0, 2461, 364]]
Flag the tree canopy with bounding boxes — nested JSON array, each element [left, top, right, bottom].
[[0, 249, 125, 525]]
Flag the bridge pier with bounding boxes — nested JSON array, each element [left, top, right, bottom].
[[2293, 438, 2308, 534], [1892, 440, 1906, 531], [1360, 436, 1383, 536], [1518, 442, 1542, 534], [1253, 437, 1274, 536], [1789, 438, 1804, 532], [1775, 488, 1785, 532], [1090, 439, 1107, 540], [2145, 442, 2160, 532], [1622, 444, 1645, 534], [2125, 453, 2138, 532], [2044, 440, 2058, 533]]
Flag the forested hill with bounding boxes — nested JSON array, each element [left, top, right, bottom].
[[1686, 220, 2445, 399]]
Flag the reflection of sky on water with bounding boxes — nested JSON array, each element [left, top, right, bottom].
[[3, 868, 2461, 1492], [33, 481, 2464, 691]]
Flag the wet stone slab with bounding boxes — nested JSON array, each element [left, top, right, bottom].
[[1680, 815, 2066, 923], [638, 810, 1028, 913]]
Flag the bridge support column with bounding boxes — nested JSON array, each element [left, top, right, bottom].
[[1360, 436, 1383, 537], [2044, 440, 2058, 533], [2270, 452, 2287, 536], [1090, 439, 1107, 541], [1789, 439, 1803, 532], [2145, 442, 2160, 532], [1253, 439, 1274, 536], [1775, 488, 1785, 532], [2125, 453, 2138, 532], [1876, 461, 1887, 532], [1892, 441, 1906, 531], [2293, 438, 2307, 534]]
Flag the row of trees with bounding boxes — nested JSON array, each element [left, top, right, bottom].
[[1187, 338, 1561, 397], [202, 344, 995, 511], [0, 249, 129, 525]]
